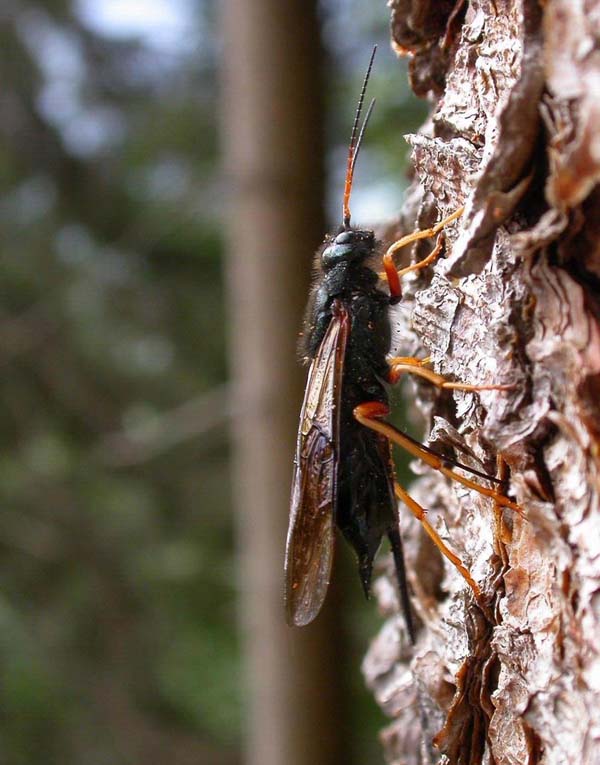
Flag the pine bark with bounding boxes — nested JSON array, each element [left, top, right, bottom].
[[364, 2, 600, 764]]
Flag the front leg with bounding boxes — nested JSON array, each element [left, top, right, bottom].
[[381, 206, 464, 302]]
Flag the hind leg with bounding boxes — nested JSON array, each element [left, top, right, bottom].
[[353, 402, 522, 515], [352, 401, 523, 612], [393, 481, 484, 606]]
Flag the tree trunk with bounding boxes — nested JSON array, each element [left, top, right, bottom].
[[221, 3, 347, 765], [364, 2, 600, 764]]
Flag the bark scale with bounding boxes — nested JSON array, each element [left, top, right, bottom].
[[364, 3, 600, 764]]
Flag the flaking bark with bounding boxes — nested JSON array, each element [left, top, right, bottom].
[[364, 2, 600, 764]]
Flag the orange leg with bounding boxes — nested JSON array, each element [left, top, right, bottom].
[[381, 206, 464, 300], [394, 481, 483, 605], [368, 205, 520, 606], [353, 401, 523, 607], [388, 356, 515, 392], [354, 401, 523, 516]]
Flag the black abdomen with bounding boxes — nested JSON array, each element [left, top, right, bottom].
[[336, 289, 396, 594], [303, 259, 397, 595]]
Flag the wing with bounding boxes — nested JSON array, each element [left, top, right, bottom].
[[284, 303, 349, 626]]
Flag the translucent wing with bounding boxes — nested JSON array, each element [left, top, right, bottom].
[[285, 305, 349, 626]]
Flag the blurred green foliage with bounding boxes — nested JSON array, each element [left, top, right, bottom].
[[1, 2, 426, 763]]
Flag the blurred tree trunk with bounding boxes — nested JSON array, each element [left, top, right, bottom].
[[364, 2, 600, 764], [221, 3, 347, 765]]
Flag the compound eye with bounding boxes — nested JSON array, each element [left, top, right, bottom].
[[334, 231, 354, 245]]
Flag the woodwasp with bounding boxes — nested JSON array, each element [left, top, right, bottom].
[[284, 47, 521, 640]]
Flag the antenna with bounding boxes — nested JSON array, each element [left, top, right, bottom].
[[342, 45, 377, 229], [350, 97, 376, 178]]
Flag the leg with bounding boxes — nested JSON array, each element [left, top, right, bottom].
[[381, 206, 464, 300], [389, 355, 431, 366], [394, 481, 484, 605], [354, 401, 522, 611], [353, 401, 524, 516], [388, 356, 515, 392]]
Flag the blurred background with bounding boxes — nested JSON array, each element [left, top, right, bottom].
[[1, 1, 426, 763]]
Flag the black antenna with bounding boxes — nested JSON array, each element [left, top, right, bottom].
[[342, 45, 377, 229], [350, 97, 376, 178]]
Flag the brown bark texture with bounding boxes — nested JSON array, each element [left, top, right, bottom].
[[364, 2, 600, 764]]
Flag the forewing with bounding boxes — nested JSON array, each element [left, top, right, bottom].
[[285, 307, 348, 626]]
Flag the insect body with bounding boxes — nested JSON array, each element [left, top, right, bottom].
[[286, 225, 408, 629], [285, 47, 412, 631], [285, 48, 521, 636]]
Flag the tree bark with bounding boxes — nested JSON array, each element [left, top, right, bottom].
[[364, 2, 600, 764]]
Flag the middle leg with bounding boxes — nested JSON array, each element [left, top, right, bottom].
[[388, 356, 515, 392]]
